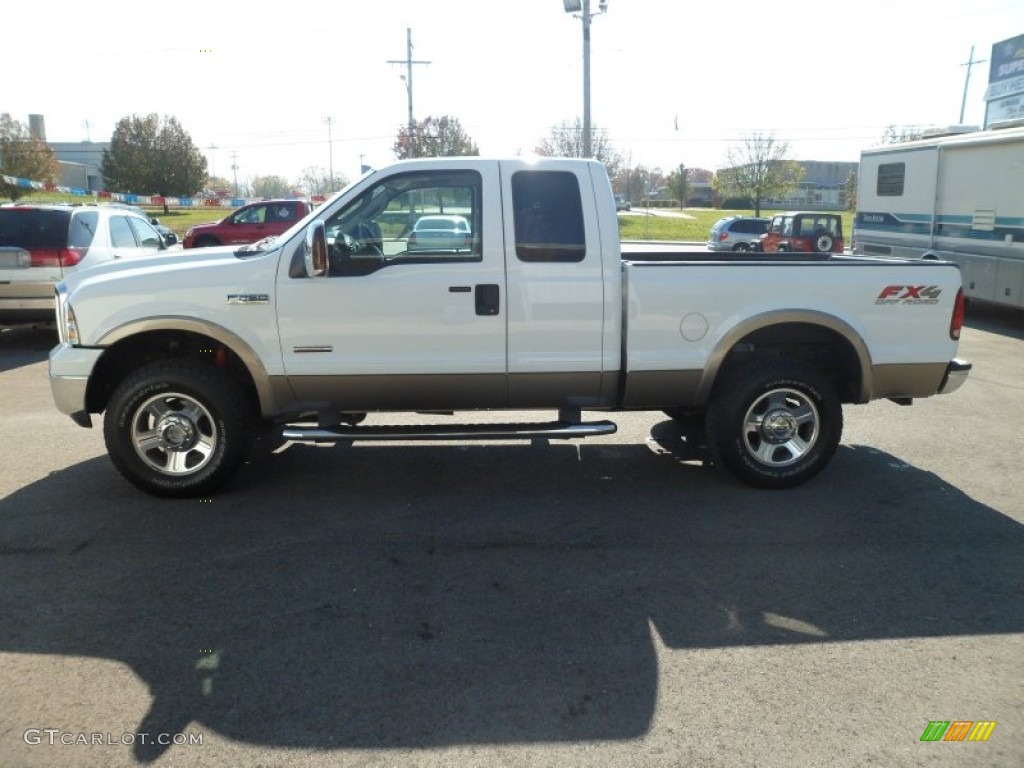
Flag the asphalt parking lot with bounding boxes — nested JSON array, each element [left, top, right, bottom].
[[0, 306, 1021, 768]]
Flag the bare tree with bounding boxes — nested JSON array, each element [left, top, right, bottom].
[[298, 166, 349, 197], [881, 125, 926, 144], [713, 133, 804, 216], [535, 118, 622, 180], [250, 175, 292, 198]]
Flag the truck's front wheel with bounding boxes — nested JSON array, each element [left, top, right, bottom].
[[103, 361, 253, 497], [707, 361, 842, 489]]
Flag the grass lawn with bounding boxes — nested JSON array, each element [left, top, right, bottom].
[[619, 208, 855, 243]]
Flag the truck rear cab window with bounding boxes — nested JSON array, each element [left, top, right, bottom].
[[513, 171, 586, 262], [876, 162, 905, 196]]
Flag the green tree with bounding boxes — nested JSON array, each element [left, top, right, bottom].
[[101, 114, 208, 202], [666, 164, 689, 209], [713, 133, 804, 216], [844, 169, 858, 212], [393, 115, 479, 159], [0, 113, 60, 201], [535, 118, 622, 180], [250, 175, 292, 198]]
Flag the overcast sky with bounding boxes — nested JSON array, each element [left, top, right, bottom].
[[5, 0, 1022, 185]]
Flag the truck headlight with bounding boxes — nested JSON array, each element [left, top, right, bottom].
[[64, 304, 80, 346]]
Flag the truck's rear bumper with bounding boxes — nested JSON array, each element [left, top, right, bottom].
[[938, 358, 972, 395], [49, 343, 103, 427]]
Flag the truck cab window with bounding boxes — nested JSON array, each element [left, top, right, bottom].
[[320, 170, 482, 276], [513, 171, 586, 262]]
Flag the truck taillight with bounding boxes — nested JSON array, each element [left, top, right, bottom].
[[950, 287, 965, 340]]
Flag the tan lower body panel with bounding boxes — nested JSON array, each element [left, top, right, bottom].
[[278, 371, 615, 415]]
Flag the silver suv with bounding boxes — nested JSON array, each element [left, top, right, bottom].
[[707, 216, 770, 252], [0, 204, 167, 323]]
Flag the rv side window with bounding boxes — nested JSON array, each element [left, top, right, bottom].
[[877, 162, 905, 196]]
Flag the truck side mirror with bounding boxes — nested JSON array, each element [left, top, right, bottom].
[[304, 221, 329, 277]]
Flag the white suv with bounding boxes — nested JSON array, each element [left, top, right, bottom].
[[707, 216, 770, 252], [0, 204, 168, 323]]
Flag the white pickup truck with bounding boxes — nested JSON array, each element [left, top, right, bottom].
[[48, 157, 971, 497]]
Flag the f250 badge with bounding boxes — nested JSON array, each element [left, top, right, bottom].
[[226, 293, 270, 305], [876, 285, 942, 305]]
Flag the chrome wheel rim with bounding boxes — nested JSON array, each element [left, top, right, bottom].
[[131, 392, 218, 476], [741, 387, 820, 468]]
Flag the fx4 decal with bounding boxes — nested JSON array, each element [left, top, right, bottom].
[[876, 285, 942, 305]]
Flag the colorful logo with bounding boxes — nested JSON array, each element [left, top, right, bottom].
[[920, 721, 997, 742]]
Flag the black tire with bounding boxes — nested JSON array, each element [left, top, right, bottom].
[[812, 231, 834, 253], [707, 361, 842, 489], [103, 361, 254, 497], [194, 236, 220, 248], [732, 243, 750, 252]]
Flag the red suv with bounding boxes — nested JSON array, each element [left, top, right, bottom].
[[755, 212, 844, 254], [183, 199, 313, 249]]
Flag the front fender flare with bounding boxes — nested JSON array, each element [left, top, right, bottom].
[[96, 316, 284, 417]]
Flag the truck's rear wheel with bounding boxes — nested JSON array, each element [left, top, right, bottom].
[[707, 361, 841, 489], [103, 361, 253, 497]]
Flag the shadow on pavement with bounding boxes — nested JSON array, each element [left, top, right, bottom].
[[0, 424, 1021, 762], [964, 300, 1024, 340], [0, 324, 56, 373]]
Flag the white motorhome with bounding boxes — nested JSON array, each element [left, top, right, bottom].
[[853, 122, 1024, 309]]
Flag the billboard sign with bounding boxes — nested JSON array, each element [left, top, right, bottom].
[[985, 33, 1024, 125]]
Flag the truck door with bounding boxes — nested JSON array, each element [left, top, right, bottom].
[[501, 162, 607, 406], [275, 163, 508, 411]]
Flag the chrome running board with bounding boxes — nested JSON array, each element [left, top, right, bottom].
[[282, 419, 617, 443]]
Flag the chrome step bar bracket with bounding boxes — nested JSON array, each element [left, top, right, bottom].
[[282, 419, 617, 443]]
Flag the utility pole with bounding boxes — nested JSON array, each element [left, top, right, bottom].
[[388, 28, 431, 158], [582, 0, 592, 157], [960, 45, 987, 124], [230, 151, 239, 197]]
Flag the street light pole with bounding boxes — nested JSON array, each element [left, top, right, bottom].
[[564, 0, 607, 158], [325, 116, 335, 190]]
